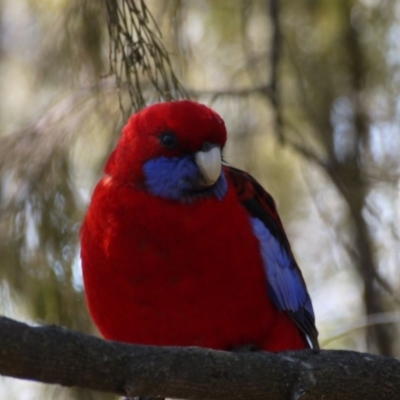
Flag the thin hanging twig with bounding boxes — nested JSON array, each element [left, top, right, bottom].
[[104, 0, 188, 118]]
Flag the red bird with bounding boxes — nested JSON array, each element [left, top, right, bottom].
[[81, 100, 319, 352]]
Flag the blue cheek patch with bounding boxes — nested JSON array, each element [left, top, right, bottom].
[[143, 156, 228, 202], [250, 217, 314, 319]]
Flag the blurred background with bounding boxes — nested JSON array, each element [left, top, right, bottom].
[[1, 0, 400, 398]]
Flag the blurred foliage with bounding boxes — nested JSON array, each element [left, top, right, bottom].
[[1, 0, 400, 398]]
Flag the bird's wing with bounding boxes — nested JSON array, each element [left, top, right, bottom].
[[224, 165, 319, 349]]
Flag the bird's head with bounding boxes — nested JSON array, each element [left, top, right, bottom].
[[105, 100, 228, 201]]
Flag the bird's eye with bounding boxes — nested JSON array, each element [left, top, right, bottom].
[[160, 132, 178, 149]]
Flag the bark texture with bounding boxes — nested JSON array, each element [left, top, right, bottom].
[[1, 316, 400, 399]]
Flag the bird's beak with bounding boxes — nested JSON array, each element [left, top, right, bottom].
[[195, 146, 222, 187]]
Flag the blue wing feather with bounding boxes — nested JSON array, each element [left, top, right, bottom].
[[251, 217, 312, 315], [225, 165, 319, 349]]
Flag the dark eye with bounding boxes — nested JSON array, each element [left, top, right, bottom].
[[160, 132, 178, 149]]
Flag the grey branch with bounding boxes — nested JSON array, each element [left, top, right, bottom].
[[0, 316, 399, 399]]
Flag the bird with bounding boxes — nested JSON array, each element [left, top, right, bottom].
[[80, 100, 319, 354]]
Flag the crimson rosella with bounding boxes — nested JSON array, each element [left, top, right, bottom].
[[80, 100, 319, 352]]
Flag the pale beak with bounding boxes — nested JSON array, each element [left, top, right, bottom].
[[194, 146, 222, 187]]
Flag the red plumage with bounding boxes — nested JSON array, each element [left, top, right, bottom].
[[81, 100, 318, 352]]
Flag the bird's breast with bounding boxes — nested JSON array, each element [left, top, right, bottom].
[[81, 177, 290, 349]]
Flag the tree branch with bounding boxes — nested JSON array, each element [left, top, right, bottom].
[[186, 84, 273, 102], [268, 0, 284, 144], [1, 316, 400, 399]]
